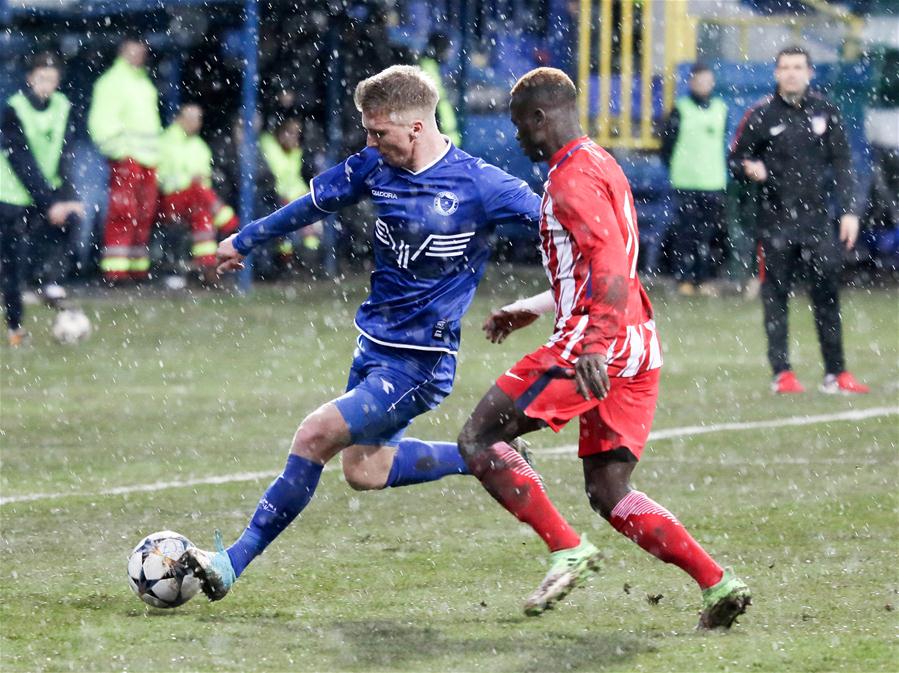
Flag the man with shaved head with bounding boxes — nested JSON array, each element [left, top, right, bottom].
[[457, 67, 751, 629]]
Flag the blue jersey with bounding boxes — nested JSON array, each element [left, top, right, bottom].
[[234, 142, 540, 353]]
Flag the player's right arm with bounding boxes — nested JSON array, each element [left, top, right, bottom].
[[220, 148, 380, 267]]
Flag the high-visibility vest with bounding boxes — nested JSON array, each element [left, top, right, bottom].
[[87, 57, 162, 167], [157, 123, 213, 195], [419, 57, 461, 148], [0, 91, 71, 206], [259, 133, 308, 203], [669, 96, 728, 191]]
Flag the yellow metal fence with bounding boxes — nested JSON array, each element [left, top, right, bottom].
[[578, 0, 862, 151], [577, 0, 695, 150]]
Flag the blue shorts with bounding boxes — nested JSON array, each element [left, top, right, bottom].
[[333, 335, 457, 447]]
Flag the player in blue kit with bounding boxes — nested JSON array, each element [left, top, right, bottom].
[[181, 65, 542, 601]]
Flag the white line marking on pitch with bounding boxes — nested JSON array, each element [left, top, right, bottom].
[[1, 406, 896, 506], [534, 405, 899, 456]]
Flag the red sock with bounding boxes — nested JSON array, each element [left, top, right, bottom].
[[469, 442, 581, 552], [609, 490, 723, 589]]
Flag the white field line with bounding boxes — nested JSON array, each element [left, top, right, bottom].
[[1, 406, 896, 506], [534, 405, 899, 457]]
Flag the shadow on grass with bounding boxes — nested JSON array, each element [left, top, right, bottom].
[[326, 619, 654, 673]]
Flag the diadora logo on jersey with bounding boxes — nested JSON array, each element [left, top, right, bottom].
[[371, 189, 397, 199], [380, 378, 395, 395], [375, 219, 475, 269], [769, 123, 786, 136], [434, 191, 459, 215]]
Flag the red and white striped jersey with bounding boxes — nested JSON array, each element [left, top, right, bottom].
[[539, 136, 661, 377]]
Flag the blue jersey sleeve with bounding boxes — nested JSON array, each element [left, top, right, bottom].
[[233, 147, 380, 255], [476, 161, 542, 228], [309, 146, 381, 212]]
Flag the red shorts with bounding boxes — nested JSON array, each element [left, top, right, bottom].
[[495, 346, 660, 460]]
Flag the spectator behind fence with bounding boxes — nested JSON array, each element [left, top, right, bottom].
[[661, 63, 728, 297], [157, 103, 239, 285], [259, 117, 320, 268], [729, 46, 868, 396], [212, 113, 279, 222], [0, 52, 84, 347], [418, 32, 461, 147], [88, 37, 161, 283]]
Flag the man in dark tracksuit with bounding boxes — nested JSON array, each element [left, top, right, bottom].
[[729, 46, 868, 395], [0, 52, 83, 346]]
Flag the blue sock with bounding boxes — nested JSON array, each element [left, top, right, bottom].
[[385, 437, 470, 488], [227, 453, 323, 577]]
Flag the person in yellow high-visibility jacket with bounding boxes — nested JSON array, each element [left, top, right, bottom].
[[88, 37, 161, 283], [418, 32, 461, 148], [259, 117, 319, 262], [157, 103, 238, 282]]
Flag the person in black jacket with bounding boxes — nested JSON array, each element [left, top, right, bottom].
[[729, 46, 869, 395], [0, 52, 83, 346]]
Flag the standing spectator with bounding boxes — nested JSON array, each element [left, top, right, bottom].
[[418, 32, 461, 147], [729, 46, 868, 395], [157, 104, 238, 284], [661, 64, 728, 296], [0, 52, 83, 346], [88, 37, 162, 283]]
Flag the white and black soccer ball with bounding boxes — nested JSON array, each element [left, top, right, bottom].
[[127, 531, 201, 608], [51, 309, 92, 344]]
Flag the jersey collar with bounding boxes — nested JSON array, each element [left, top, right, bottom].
[[401, 136, 452, 175], [548, 135, 591, 171]]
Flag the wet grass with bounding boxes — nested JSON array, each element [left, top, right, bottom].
[[1, 268, 897, 672]]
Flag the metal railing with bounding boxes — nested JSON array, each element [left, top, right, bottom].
[[577, 0, 696, 150], [696, 0, 864, 63], [577, 0, 863, 151]]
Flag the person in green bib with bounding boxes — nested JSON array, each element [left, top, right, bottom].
[[259, 117, 318, 269], [0, 52, 84, 346], [88, 37, 162, 283], [418, 32, 461, 148], [661, 64, 728, 296], [157, 103, 238, 285]]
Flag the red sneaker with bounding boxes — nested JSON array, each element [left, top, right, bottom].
[[772, 370, 805, 394], [821, 371, 870, 395]]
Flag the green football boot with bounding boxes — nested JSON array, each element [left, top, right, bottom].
[[523, 536, 603, 616], [698, 567, 751, 630], [180, 529, 236, 601]]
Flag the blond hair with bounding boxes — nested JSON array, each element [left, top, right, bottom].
[[353, 65, 439, 117], [510, 67, 577, 106]]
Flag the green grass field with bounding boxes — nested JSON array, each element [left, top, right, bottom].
[[1, 268, 897, 673]]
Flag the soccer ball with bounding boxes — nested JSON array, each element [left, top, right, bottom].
[[51, 309, 92, 344], [127, 531, 201, 608]]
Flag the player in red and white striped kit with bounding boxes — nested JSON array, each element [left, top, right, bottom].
[[457, 68, 751, 629]]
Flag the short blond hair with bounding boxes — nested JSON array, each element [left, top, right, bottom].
[[353, 65, 439, 117], [510, 67, 577, 107]]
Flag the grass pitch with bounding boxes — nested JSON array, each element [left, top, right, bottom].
[[1, 267, 897, 673]]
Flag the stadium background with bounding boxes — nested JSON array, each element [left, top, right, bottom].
[[2, 2, 898, 672], [2, 0, 898, 283]]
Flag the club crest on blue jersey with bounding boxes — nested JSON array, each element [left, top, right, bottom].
[[434, 191, 459, 215]]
